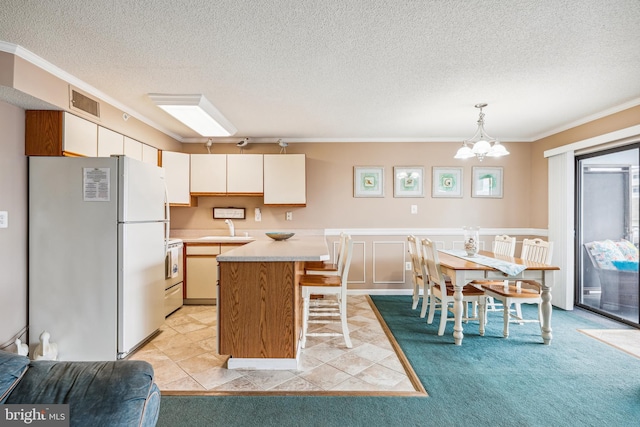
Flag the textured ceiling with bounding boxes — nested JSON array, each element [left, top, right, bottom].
[[1, 0, 639, 143]]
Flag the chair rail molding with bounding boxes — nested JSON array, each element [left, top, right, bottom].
[[324, 228, 548, 237]]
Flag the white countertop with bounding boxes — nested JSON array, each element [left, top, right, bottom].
[[216, 236, 330, 262]]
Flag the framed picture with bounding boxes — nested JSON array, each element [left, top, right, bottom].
[[354, 166, 385, 197], [432, 167, 463, 198], [472, 166, 503, 198], [394, 166, 424, 197]]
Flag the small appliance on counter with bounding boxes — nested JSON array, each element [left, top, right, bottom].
[[165, 239, 184, 316]]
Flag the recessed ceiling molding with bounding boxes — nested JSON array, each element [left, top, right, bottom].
[[148, 94, 237, 137]]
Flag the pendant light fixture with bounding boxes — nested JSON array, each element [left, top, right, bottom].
[[454, 103, 509, 161]]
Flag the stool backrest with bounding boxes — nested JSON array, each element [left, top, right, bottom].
[[334, 232, 349, 274], [339, 235, 354, 286]]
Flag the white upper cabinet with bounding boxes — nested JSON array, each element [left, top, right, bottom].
[[263, 154, 306, 206], [161, 151, 192, 205], [141, 144, 158, 166], [63, 112, 98, 157], [190, 154, 227, 194], [123, 137, 143, 161], [97, 126, 124, 157], [226, 154, 264, 195]]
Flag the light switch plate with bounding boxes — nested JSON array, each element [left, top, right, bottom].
[[411, 205, 418, 214], [0, 211, 7, 228]]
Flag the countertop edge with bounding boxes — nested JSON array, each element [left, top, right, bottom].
[[217, 237, 330, 262]]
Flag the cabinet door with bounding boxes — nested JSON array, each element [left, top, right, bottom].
[[97, 126, 124, 157], [141, 144, 158, 166], [227, 154, 263, 194], [191, 154, 227, 194], [185, 244, 221, 300], [185, 257, 218, 299], [263, 154, 306, 205], [161, 151, 191, 205], [124, 137, 143, 161], [63, 113, 98, 157]]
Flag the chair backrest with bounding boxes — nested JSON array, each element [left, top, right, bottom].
[[520, 238, 553, 264], [334, 232, 348, 273], [420, 238, 446, 289], [339, 235, 354, 288], [492, 235, 516, 256], [407, 235, 423, 279]]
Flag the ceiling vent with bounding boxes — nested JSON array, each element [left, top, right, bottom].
[[69, 86, 100, 119]]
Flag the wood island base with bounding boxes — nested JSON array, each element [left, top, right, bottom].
[[216, 237, 330, 370]]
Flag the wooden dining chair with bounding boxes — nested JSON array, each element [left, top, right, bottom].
[[304, 232, 347, 275], [474, 238, 553, 338], [299, 235, 354, 348], [420, 238, 485, 336], [485, 235, 517, 312], [407, 235, 428, 317]]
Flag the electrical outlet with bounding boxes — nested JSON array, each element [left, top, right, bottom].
[[286, 211, 293, 221], [411, 205, 418, 214], [0, 211, 7, 228], [405, 262, 412, 271], [254, 207, 261, 222]]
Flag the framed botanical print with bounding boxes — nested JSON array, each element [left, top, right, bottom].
[[432, 167, 463, 198], [354, 166, 385, 197], [394, 166, 424, 197], [472, 166, 503, 198]]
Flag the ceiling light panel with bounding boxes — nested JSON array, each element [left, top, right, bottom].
[[149, 94, 237, 137]]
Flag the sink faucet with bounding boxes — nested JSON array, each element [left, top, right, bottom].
[[224, 219, 235, 237]]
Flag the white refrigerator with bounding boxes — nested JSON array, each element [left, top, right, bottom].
[[29, 155, 169, 361]]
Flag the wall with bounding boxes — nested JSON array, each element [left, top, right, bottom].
[[174, 141, 536, 292], [0, 100, 27, 351], [530, 105, 640, 228], [174, 140, 533, 232], [0, 51, 183, 152]]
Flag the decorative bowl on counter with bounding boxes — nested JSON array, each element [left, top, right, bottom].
[[266, 232, 295, 241]]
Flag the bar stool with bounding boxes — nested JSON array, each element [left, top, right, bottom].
[[304, 232, 347, 275], [299, 235, 353, 348]]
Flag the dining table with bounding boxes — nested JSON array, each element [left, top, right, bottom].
[[437, 249, 560, 346]]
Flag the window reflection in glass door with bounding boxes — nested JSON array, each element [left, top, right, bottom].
[[576, 145, 639, 326]]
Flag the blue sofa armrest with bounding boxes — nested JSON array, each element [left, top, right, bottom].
[[5, 359, 160, 427]]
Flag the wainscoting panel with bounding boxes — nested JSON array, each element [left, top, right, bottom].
[[347, 240, 366, 284], [372, 240, 406, 284]]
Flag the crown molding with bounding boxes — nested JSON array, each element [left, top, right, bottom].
[[0, 41, 185, 142]]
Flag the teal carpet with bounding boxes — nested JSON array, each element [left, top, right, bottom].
[[157, 296, 640, 427]]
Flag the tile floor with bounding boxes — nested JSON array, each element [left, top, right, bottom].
[[130, 295, 419, 394], [578, 329, 640, 359]]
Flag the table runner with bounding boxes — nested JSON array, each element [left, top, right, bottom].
[[440, 249, 527, 276]]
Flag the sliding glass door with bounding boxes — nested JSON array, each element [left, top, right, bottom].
[[576, 144, 639, 327]]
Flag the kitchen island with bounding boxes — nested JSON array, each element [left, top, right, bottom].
[[216, 236, 329, 369]]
